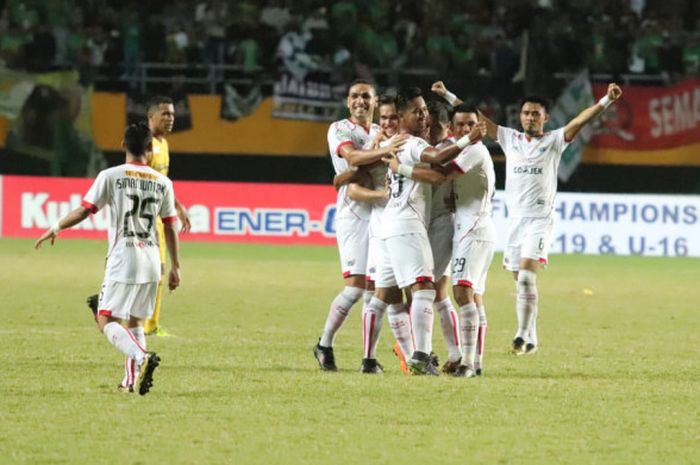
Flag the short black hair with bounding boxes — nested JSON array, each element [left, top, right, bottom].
[[147, 95, 173, 114], [124, 122, 153, 156], [378, 94, 396, 107], [396, 87, 423, 112], [453, 104, 479, 116], [519, 96, 549, 113], [427, 100, 450, 124], [346, 79, 375, 96]]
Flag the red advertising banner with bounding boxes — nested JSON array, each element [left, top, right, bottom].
[[0, 175, 338, 245], [586, 79, 700, 166]]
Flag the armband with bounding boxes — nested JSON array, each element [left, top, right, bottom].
[[455, 134, 471, 149], [598, 95, 612, 109], [397, 164, 414, 179], [443, 91, 458, 105]]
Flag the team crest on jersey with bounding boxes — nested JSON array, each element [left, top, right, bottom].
[[346, 259, 355, 267]]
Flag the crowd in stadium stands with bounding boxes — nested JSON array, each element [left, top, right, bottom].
[[1, 0, 698, 86]]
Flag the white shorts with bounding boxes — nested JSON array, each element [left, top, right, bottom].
[[376, 231, 434, 289], [428, 214, 454, 279], [335, 217, 369, 277], [503, 216, 554, 271], [366, 235, 381, 282], [451, 234, 495, 295], [97, 280, 158, 320]]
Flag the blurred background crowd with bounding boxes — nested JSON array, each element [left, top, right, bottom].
[[1, 0, 698, 90]]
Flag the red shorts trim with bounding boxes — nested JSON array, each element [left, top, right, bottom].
[[98, 309, 112, 317], [162, 216, 177, 224], [342, 271, 351, 278], [538, 258, 548, 265], [81, 200, 98, 214], [456, 279, 473, 288], [415, 276, 434, 283], [336, 140, 354, 157]]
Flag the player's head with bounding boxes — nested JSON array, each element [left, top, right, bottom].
[[452, 104, 479, 138], [396, 87, 427, 136], [123, 122, 153, 160], [147, 95, 175, 136], [377, 94, 399, 137], [426, 100, 451, 145], [346, 79, 376, 125], [519, 96, 549, 137]]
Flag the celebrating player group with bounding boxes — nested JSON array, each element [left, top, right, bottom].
[[313, 78, 622, 376]]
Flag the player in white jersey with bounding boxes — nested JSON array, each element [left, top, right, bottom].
[[35, 123, 181, 395], [313, 80, 407, 371], [386, 103, 495, 378], [368, 87, 483, 376], [434, 80, 623, 354]]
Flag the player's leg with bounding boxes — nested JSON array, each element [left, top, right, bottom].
[[129, 282, 161, 395], [314, 218, 368, 371], [474, 293, 487, 375], [390, 232, 438, 376], [145, 220, 167, 336], [503, 217, 528, 353]]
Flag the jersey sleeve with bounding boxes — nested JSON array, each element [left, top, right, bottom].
[[553, 127, 570, 154], [81, 171, 110, 213], [452, 145, 486, 174], [496, 126, 514, 156], [410, 138, 431, 165], [159, 179, 178, 223], [328, 122, 354, 158]]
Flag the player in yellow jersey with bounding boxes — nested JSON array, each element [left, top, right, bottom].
[[143, 96, 191, 336], [86, 96, 190, 337]]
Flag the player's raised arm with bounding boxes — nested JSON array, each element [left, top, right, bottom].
[[476, 111, 499, 140], [564, 83, 622, 142], [34, 206, 92, 249], [431, 81, 464, 107]]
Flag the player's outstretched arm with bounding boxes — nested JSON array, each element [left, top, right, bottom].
[[420, 121, 486, 165], [333, 167, 360, 190], [348, 183, 388, 202], [384, 155, 456, 186], [34, 206, 91, 250], [163, 221, 181, 291], [564, 83, 622, 141], [174, 198, 191, 233], [341, 134, 409, 167], [477, 111, 498, 140], [431, 81, 464, 107]]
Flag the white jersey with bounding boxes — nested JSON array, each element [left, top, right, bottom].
[[82, 162, 177, 284], [451, 142, 496, 241], [380, 134, 432, 239], [497, 126, 569, 218], [327, 118, 380, 221], [368, 163, 389, 238], [430, 137, 455, 220]]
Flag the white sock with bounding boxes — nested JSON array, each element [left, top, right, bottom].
[[363, 290, 374, 307], [410, 289, 436, 356], [320, 286, 363, 347], [387, 303, 413, 358], [459, 303, 479, 368], [515, 270, 538, 340], [362, 297, 387, 359], [435, 298, 461, 362], [476, 305, 487, 370], [103, 322, 145, 363], [528, 307, 538, 346], [122, 326, 146, 387]]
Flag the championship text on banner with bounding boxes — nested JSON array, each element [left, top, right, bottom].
[[2, 176, 698, 257]]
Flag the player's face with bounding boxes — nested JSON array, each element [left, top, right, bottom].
[[452, 112, 478, 138], [150, 103, 175, 135], [347, 84, 375, 123], [427, 114, 449, 145], [400, 97, 427, 136], [378, 103, 399, 137], [520, 102, 548, 137]]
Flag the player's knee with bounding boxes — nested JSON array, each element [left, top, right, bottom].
[[342, 286, 364, 303], [517, 270, 538, 300], [453, 284, 474, 307]]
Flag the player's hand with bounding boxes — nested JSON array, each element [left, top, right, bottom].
[[386, 157, 400, 173], [478, 121, 488, 138], [607, 83, 622, 101], [176, 205, 191, 233], [386, 133, 408, 156], [431, 81, 448, 97], [168, 267, 180, 291], [34, 230, 57, 250]]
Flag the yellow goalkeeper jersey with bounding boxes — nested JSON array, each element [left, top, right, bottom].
[[149, 136, 170, 176]]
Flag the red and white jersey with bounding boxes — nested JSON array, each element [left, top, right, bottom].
[[380, 134, 432, 239], [82, 162, 177, 283], [451, 142, 496, 241], [327, 118, 380, 221], [497, 126, 569, 218], [368, 163, 389, 238], [430, 137, 456, 220]]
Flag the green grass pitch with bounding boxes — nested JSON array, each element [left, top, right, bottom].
[[1, 238, 699, 465]]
